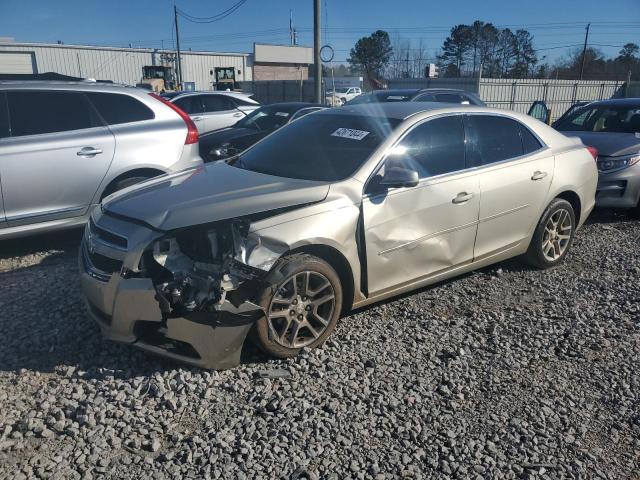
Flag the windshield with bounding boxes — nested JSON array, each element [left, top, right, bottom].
[[234, 105, 296, 131], [235, 113, 400, 181], [556, 104, 640, 133]]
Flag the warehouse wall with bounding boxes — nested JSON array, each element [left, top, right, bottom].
[[0, 43, 252, 90]]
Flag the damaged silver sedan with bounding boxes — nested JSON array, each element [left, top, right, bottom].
[[80, 102, 598, 369]]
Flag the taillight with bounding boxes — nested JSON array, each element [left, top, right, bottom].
[[586, 146, 598, 161], [148, 93, 199, 145]]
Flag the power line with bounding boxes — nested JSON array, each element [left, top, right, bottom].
[[177, 0, 248, 24]]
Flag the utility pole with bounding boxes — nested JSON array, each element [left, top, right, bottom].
[[289, 9, 294, 46], [174, 4, 183, 88], [313, 0, 321, 103], [579, 23, 590, 81]]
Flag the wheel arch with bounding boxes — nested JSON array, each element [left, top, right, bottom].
[[555, 190, 582, 225], [286, 244, 355, 314], [100, 167, 166, 201]]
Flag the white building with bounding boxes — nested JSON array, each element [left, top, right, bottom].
[[0, 40, 252, 90], [0, 40, 315, 90]]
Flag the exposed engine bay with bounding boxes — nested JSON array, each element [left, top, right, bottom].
[[141, 219, 287, 323]]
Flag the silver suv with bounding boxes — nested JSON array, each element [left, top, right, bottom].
[[0, 82, 203, 239]]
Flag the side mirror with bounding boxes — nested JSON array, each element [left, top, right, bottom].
[[379, 167, 419, 188]]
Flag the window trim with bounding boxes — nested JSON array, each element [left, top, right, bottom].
[[3, 89, 107, 139], [289, 107, 324, 122], [364, 111, 549, 196]]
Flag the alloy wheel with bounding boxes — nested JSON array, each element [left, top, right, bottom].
[[267, 271, 336, 349], [542, 208, 573, 262]]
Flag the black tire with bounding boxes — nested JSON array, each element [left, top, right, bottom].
[[101, 175, 156, 201], [253, 254, 342, 359], [523, 198, 576, 269]]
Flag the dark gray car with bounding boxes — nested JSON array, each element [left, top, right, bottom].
[[345, 88, 485, 106], [555, 98, 640, 216]]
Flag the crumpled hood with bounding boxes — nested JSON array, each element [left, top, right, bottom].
[[103, 162, 330, 231], [562, 132, 640, 157]]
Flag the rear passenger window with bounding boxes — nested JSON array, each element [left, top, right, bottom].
[[201, 95, 236, 112], [173, 96, 203, 115], [435, 93, 466, 104], [465, 115, 523, 166], [86, 92, 154, 125], [387, 115, 466, 179], [0, 93, 9, 138], [7, 91, 102, 137], [519, 124, 543, 154]]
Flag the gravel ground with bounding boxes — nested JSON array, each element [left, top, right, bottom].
[[0, 209, 638, 480]]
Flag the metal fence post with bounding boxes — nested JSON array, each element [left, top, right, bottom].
[[510, 82, 517, 110], [571, 83, 578, 103]]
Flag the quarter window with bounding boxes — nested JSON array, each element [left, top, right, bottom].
[[519, 124, 543, 154], [86, 92, 154, 125], [386, 115, 466, 179], [7, 91, 102, 137], [465, 115, 523, 166]]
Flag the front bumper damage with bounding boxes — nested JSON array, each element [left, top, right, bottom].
[[79, 211, 287, 369]]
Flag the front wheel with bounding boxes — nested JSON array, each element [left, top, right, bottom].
[[253, 254, 342, 358], [523, 198, 576, 269]]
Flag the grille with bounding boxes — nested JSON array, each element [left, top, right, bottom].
[[87, 249, 123, 274], [89, 217, 128, 249]]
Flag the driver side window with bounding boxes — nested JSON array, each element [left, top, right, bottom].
[[385, 115, 466, 179]]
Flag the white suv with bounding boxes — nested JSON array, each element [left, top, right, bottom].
[[326, 87, 362, 105], [165, 91, 260, 134]]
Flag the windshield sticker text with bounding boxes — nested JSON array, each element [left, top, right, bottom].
[[331, 128, 370, 141]]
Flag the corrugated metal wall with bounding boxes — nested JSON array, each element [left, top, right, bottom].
[[388, 77, 627, 120], [479, 78, 624, 120], [0, 43, 251, 90]]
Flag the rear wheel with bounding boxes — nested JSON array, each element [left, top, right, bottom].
[[253, 254, 342, 358], [523, 198, 576, 269]]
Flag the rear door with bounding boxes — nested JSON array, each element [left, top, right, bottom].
[[0, 90, 115, 226], [363, 115, 480, 295], [465, 114, 553, 260], [200, 95, 244, 133]]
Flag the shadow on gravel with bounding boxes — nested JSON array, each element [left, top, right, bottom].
[[586, 207, 634, 225], [0, 228, 83, 260]]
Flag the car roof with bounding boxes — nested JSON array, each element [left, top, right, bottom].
[[578, 97, 640, 107], [260, 101, 325, 109], [320, 101, 468, 120], [170, 90, 254, 98]]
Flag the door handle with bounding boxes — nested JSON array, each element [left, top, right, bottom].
[[77, 147, 103, 157], [531, 171, 548, 181], [452, 192, 474, 204], [192, 116, 203, 121]]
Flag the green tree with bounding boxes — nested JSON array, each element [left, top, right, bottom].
[[347, 30, 393, 81], [509, 29, 537, 78], [437, 24, 473, 76]]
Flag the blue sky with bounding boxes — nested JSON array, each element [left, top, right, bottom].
[[0, 0, 638, 64]]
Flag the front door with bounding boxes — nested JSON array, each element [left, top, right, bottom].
[[465, 114, 554, 259], [0, 90, 115, 226], [363, 115, 480, 296]]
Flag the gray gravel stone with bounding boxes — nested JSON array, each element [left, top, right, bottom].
[[0, 211, 639, 479]]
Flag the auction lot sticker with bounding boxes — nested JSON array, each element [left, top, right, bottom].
[[331, 128, 370, 140]]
